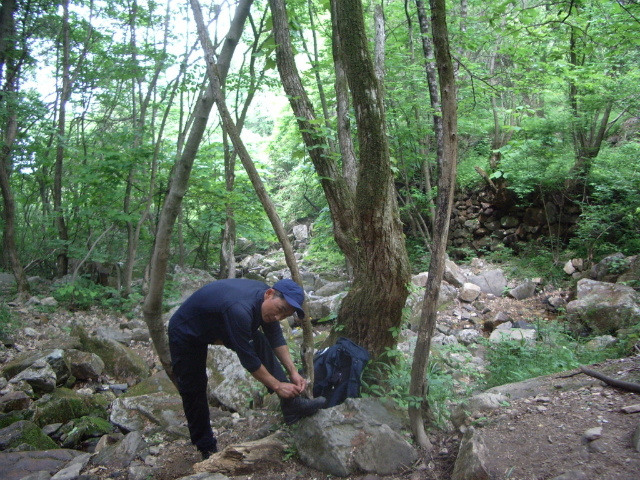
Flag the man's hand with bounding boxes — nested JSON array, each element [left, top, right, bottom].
[[274, 381, 302, 399], [289, 370, 307, 392]]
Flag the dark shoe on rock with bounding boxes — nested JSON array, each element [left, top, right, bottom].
[[281, 396, 326, 425], [199, 443, 218, 460]]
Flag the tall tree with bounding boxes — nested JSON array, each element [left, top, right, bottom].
[[409, 0, 458, 450], [269, 0, 411, 358], [0, 0, 33, 300], [142, 0, 253, 379]]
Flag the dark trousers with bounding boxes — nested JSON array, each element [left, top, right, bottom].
[[169, 331, 288, 453]]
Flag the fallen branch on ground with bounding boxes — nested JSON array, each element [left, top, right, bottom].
[[580, 365, 640, 393]]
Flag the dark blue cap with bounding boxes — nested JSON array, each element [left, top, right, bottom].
[[273, 279, 305, 319]]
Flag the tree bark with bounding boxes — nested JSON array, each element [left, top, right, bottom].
[[53, 0, 71, 278], [409, 0, 458, 451], [415, 0, 442, 234], [190, 0, 315, 392], [269, 0, 410, 357], [0, 0, 30, 300], [142, 0, 253, 381]]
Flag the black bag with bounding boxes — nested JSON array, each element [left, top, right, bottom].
[[312, 337, 370, 408]]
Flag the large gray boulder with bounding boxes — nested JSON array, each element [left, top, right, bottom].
[[205, 346, 262, 413], [467, 269, 508, 296], [0, 420, 58, 451], [566, 279, 640, 334], [110, 392, 186, 436], [9, 358, 56, 394], [293, 398, 418, 477], [76, 328, 149, 382]]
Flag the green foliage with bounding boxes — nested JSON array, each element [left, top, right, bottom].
[[361, 346, 458, 429], [483, 240, 569, 286], [52, 279, 143, 313], [0, 303, 21, 340], [305, 208, 345, 271], [405, 237, 431, 274], [483, 320, 631, 388], [569, 143, 640, 259]]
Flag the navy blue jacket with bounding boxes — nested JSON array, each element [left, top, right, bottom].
[[168, 279, 287, 373]]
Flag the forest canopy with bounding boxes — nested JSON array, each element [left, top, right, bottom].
[[1, 0, 639, 285]]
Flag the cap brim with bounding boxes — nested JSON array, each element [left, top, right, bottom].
[[283, 294, 305, 319]]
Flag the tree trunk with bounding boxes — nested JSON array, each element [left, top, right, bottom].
[[0, 0, 30, 300], [53, 0, 71, 278], [142, 0, 253, 380], [331, 1, 357, 195], [220, 130, 237, 279], [409, 0, 458, 451], [415, 0, 442, 234], [191, 0, 315, 391], [270, 0, 410, 357]]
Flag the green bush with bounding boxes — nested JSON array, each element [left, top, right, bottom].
[[305, 208, 345, 271], [483, 320, 630, 388], [0, 302, 20, 339], [569, 143, 640, 259], [361, 346, 457, 429], [52, 278, 143, 313]]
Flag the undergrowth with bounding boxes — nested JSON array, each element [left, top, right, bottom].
[[482, 319, 635, 388], [0, 302, 21, 339]]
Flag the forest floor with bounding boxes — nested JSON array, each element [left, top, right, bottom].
[[3, 280, 639, 479], [145, 292, 640, 480]]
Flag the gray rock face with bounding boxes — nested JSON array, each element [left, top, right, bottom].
[[0, 420, 58, 451], [9, 359, 56, 394], [0, 449, 84, 480], [110, 392, 186, 435], [508, 280, 536, 300], [451, 428, 491, 480], [566, 279, 640, 334], [65, 349, 105, 380], [293, 398, 417, 477], [205, 346, 262, 413], [90, 431, 146, 469], [467, 269, 507, 296]]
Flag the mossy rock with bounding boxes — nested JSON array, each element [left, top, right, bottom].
[[74, 326, 150, 382], [1, 349, 54, 380], [60, 415, 114, 449], [0, 420, 58, 451], [0, 409, 30, 429], [123, 370, 178, 398], [32, 388, 109, 427]]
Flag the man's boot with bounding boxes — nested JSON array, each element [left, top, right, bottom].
[[281, 395, 326, 425]]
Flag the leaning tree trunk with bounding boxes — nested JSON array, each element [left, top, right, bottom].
[[409, 0, 458, 451], [190, 0, 315, 390], [142, 0, 253, 380]]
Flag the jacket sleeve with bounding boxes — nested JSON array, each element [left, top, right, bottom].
[[222, 304, 263, 373]]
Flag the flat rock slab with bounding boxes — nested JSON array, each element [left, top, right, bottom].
[[0, 449, 84, 480]]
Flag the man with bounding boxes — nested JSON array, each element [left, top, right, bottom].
[[168, 278, 325, 460]]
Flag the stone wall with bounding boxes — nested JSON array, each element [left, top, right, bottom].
[[447, 188, 582, 259]]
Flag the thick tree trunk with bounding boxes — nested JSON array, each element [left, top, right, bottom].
[[332, 0, 411, 357], [0, 0, 29, 300], [142, 0, 253, 380], [409, 0, 458, 451], [268, 0, 410, 358]]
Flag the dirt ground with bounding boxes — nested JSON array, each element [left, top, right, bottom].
[[147, 356, 639, 480], [3, 281, 639, 480]]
